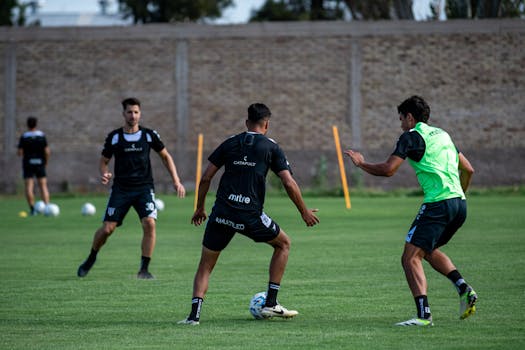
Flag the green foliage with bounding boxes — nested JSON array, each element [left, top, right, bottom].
[[250, 0, 346, 21], [1, 194, 524, 349], [118, 0, 233, 23]]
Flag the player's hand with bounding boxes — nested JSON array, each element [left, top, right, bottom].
[[344, 149, 364, 167], [302, 208, 319, 227], [174, 182, 186, 198], [191, 208, 207, 226], [101, 172, 113, 185]]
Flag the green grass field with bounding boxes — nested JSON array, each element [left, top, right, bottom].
[[1, 193, 524, 349]]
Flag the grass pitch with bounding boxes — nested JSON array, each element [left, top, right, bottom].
[[1, 193, 524, 349]]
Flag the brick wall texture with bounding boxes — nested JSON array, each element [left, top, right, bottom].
[[1, 20, 524, 193]]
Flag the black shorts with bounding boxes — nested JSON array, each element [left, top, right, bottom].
[[22, 163, 46, 179], [405, 197, 467, 253], [202, 205, 281, 251], [103, 185, 157, 226]]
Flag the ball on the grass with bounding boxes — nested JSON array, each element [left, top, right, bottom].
[[81, 202, 96, 216], [34, 200, 46, 214], [249, 291, 268, 320], [154, 198, 165, 211], [44, 203, 60, 217]]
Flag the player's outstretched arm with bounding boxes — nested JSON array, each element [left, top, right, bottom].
[[344, 150, 404, 177], [278, 170, 319, 227], [157, 148, 186, 198], [191, 162, 220, 226]]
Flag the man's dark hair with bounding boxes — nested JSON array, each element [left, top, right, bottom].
[[247, 103, 271, 123], [397, 95, 430, 123], [122, 97, 141, 110], [27, 116, 37, 129]]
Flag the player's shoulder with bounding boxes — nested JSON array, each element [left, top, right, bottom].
[[21, 130, 45, 138], [140, 126, 162, 139]]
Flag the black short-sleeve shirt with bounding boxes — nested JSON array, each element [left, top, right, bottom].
[[209, 131, 291, 213], [101, 126, 165, 189]]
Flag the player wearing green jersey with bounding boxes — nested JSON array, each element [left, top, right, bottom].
[[345, 96, 477, 326]]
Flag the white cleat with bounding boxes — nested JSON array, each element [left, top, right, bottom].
[[260, 304, 299, 319], [395, 317, 433, 326], [177, 318, 200, 326]]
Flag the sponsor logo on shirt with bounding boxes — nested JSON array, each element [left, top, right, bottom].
[[215, 216, 245, 230], [233, 156, 256, 167], [124, 143, 143, 152], [228, 193, 251, 204]]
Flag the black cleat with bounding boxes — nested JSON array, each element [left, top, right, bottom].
[[77, 260, 95, 277], [137, 270, 155, 279]]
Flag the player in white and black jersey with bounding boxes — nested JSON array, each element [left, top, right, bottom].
[[179, 103, 319, 325], [77, 97, 186, 279], [17, 116, 50, 215]]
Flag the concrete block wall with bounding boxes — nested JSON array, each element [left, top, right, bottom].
[[1, 19, 524, 194]]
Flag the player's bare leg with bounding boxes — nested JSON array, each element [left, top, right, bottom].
[[396, 243, 432, 326], [37, 177, 50, 204], [179, 246, 221, 325], [77, 221, 117, 277], [261, 230, 298, 319], [24, 178, 35, 214], [137, 217, 156, 279]]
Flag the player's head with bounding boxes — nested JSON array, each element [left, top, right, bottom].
[[247, 103, 271, 133], [27, 116, 38, 129], [397, 96, 430, 123], [248, 103, 271, 122], [121, 97, 141, 110]]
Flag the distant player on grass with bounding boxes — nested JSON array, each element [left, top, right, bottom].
[[178, 103, 319, 325], [77, 97, 186, 279], [345, 95, 477, 326], [17, 116, 51, 215]]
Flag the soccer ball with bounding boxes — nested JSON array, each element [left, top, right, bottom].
[[34, 200, 46, 214], [154, 198, 165, 211], [249, 292, 268, 320], [44, 203, 60, 217], [81, 202, 96, 216]]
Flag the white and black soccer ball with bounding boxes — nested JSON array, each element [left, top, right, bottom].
[[249, 291, 268, 320], [34, 200, 46, 214], [154, 198, 165, 211], [44, 203, 60, 217], [81, 202, 96, 216]]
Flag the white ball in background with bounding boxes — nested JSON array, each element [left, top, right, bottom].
[[44, 203, 60, 217], [81, 202, 96, 216], [154, 198, 165, 211], [34, 200, 46, 214]]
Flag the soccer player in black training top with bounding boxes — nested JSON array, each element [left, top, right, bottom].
[[17, 116, 51, 215], [179, 103, 319, 325], [77, 97, 186, 279]]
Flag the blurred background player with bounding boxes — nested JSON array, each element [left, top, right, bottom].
[[77, 97, 186, 279], [345, 95, 477, 326], [17, 116, 50, 215], [179, 103, 319, 325]]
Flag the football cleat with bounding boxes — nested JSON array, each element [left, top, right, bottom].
[[177, 318, 200, 326], [77, 260, 95, 277], [459, 287, 477, 319], [137, 270, 155, 279], [260, 304, 299, 319], [395, 317, 433, 326]]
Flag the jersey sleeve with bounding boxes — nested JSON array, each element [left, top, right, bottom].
[[392, 131, 426, 162], [208, 140, 227, 168], [149, 129, 165, 153], [101, 132, 114, 159], [270, 145, 291, 175]]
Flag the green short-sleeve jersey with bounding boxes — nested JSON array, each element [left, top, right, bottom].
[[408, 122, 465, 203]]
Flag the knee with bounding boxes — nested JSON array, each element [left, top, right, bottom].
[[142, 218, 156, 236], [100, 223, 116, 237], [277, 232, 291, 253]]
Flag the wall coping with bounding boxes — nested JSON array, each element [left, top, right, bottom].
[[1, 19, 524, 42]]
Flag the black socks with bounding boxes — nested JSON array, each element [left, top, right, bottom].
[[265, 282, 280, 307], [414, 295, 431, 320]]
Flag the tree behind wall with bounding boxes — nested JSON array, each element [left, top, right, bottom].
[[117, 0, 233, 23]]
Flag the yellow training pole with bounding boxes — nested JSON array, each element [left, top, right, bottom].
[[194, 133, 203, 211], [332, 125, 351, 209]]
